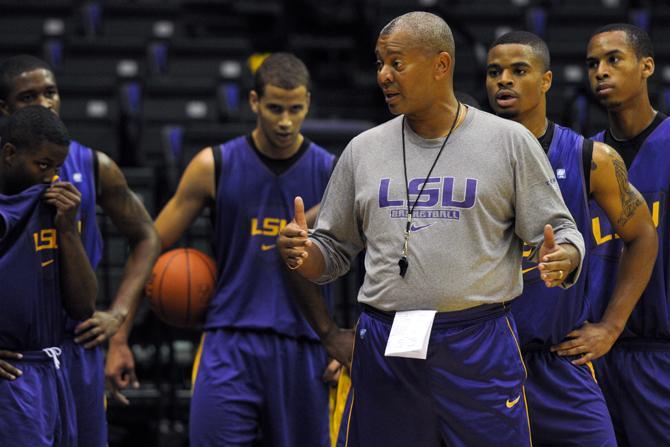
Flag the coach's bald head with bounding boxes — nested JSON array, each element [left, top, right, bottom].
[[380, 12, 455, 62]]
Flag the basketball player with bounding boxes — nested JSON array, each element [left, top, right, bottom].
[[0, 105, 98, 446], [278, 12, 585, 447], [561, 23, 670, 445], [485, 30, 657, 445], [154, 53, 335, 446], [0, 55, 161, 446]]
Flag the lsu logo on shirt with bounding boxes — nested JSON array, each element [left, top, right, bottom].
[[33, 229, 58, 251], [378, 177, 479, 221], [32, 221, 84, 252], [251, 217, 287, 252]]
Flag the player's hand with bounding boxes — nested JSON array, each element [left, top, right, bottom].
[[105, 339, 139, 405], [278, 196, 312, 270], [551, 321, 620, 365], [74, 310, 124, 349], [538, 224, 580, 287], [0, 350, 23, 381], [322, 358, 343, 385], [323, 328, 355, 369], [43, 182, 81, 232]]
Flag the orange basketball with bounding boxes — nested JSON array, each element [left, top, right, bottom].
[[145, 248, 217, 328]]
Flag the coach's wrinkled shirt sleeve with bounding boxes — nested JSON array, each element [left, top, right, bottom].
[[511, 128, 585, 288], [309, 142, 365, 284]]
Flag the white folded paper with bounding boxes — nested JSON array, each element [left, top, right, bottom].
[[384, 310, 437, 359]]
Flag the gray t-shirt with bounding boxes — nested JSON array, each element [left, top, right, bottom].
[[310, 107, 585, 312]]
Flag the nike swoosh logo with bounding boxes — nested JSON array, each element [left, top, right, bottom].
[[261, 244, 276, 251], [506, 395, 521, 409], [41, 259, 54, 267], [522, 266, 538, 274], [410, 223, 433, 232]]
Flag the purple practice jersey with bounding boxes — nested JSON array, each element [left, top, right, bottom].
[[590, 118, 670, 340], [60, 141, 103, 334], [208, 136, 334, 339], [513, 124, 592, 348], [0, 184, 63, 350]]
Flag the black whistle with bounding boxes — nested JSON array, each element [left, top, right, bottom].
[[398, 256, 408, 277]]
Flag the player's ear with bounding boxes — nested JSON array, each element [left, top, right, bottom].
[[541, 70, 553, 93], [249, 90, 260, 114], [641, 56, 654, 80], [2, 142, 17, 166]]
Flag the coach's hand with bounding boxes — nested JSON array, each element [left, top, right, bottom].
[[74, 310, 124, 349], [538, 225, 580, 287], [44, 182, 81, 232], [323, 327, 355, 370], [551, 321, 619, 365], [0, 350, 22, 381], [278, 196, 312, 270], [105, 338, 139, 405]]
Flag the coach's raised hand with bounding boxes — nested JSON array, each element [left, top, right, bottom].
[[278, 196, 325, 280], [538, 224, 581, 288]]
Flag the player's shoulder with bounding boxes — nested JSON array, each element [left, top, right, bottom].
[[550, 123, 585, 156], [303, 139, 336, 171], [591, 140, 620, 164], [68, 139, 92, 152], [217, 135, 250, 153], [64, 139, 95, 162], [653, 114, 670, 137], [305, 139, 333, 157], [552, 122, 582, 140]]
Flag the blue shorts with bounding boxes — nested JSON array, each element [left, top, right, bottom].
[[343, 304, 531, 447], [523, 350, 616, 446], [595, 340, 670, 447], [61, 337, 107, 447], [0, 348, 77, 447], [190, 329, 330, 447]]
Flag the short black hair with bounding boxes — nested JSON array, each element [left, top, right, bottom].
[[1, 105, 69, 152], [0, 55, 54, 101], [253, 52, 310, 97], [490, 31, 551, 71], [590, 23, 653, 59]]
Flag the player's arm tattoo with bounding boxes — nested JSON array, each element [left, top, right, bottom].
[[610, 152, 643, 227]]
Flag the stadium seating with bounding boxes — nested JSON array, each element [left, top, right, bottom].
[[3, 1, 668, 444]]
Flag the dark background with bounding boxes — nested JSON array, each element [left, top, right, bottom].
[[1, 0, 668, 445]]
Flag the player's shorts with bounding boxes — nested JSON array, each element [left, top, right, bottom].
[[594, 339, 670, 447], [523, 349, 616, 446], [342, 303, 531, 447], [61, 337, 108, 447], [0, 347, 77, 447], [190, 329, 330, 447]]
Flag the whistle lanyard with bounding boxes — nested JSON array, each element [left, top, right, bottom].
[[398, 102, 461, 277]]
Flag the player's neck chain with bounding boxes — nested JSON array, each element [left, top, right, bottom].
[[398, 102, 461, 277]]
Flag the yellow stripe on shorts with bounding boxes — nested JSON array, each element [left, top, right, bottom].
[[191, 333, 205, 392]]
